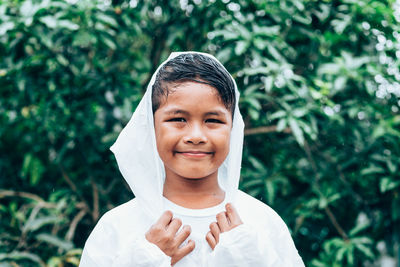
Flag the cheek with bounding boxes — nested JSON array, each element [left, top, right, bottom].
[[215, 129, 231, 156], [155, 126, 178, 155]]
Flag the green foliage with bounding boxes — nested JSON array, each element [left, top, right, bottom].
[[1, 0, 399, 266]]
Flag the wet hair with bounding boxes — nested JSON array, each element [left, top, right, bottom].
[[152, 53, 236, 116]]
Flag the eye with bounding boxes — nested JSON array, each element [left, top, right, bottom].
[[206, 118, 223, 124], [168, 117, 186, 122]]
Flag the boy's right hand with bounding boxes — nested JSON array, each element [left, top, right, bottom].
[[145, 211, 195, 266]]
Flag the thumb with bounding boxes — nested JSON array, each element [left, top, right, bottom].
[[225, 203, 243, 226]]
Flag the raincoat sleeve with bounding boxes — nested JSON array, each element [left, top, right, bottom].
[[79, 214, 171, 267], [208, 221, 304, 266]]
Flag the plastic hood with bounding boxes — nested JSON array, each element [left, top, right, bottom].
[[110, 52, 244, 221]]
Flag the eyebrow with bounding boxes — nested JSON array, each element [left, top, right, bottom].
[[164, 109, 228, 116], [164, 109, 190, 115], [205, 111, 225, 116]]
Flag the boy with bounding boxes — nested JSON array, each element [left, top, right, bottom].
[[80, 52, 304, 266]]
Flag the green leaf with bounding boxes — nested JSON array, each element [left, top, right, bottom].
[[73, 31, 96, 47], [36, 233, 73, 251], [380, 177, 400, 193], [58, 20, 79, 30], [361, 165, 385, 175], [288, 117, 304, 146], [23, 216, 62, 232], [56, 55, 69, 66], [40, 16, 57, 28], [101, 36, 117, 50], [349, 223, 369, 236], [21, 153, 33, 178], [276, 118, 287, 132], [0, 21, 15, 35], [30, 157, 44, 186], [263, 76, 273, 92], [235, 40, 248, 56], [265, 179, 275, 204], [246, 97, 261, 111], [269, 110, 286, 120], [0, 251, 44, 266], [292, 108, 307, 118], [96, 13, 118, 27]]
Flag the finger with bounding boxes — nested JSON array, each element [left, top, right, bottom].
[[167, 218, 182, 235], [174, 239, 195, 263], [180, 239, 195, 255], [225, 203, 243, 226], [157, 210, 173, 227], [209, 222, 220, 243], [206, 231, 217, 250], [175, 225, 191, 245], [216, 211, 229, 232]]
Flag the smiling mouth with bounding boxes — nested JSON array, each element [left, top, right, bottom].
[[176, 151, 213, 158]]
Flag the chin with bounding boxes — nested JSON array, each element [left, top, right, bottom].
[[177, 169, 217, 180]]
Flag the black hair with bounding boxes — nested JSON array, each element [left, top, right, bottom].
[[152, 53, 236, 116]]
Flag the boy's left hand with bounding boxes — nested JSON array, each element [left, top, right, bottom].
[[206, 203, 243, 250]]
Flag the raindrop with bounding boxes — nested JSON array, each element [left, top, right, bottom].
[[283, 69, 294, 79], [113, 107, 123, 119], [357, 111, 365, 120], [376, 43, 384, 51], [154, 6, 162, 16], [372, 29, 381, 36], [379, 54, 388, 64], [186, 4, 194, 13], [274, 76, 285, 88], [256, 10, 266, 16], [129, 0, 137, 8], [180, 0, 188, 9], [227, 2, 240, 11], [207, 32, 215, 40], [362, 21, 370, 30], [376, 88, 386, 99], [377, 35, 386, 44], [383, 149, 391, 155], [323, 106, 334, 116], [208, 44, 217, 52], [105, 91, 115, 104], [374, 74, 384, 83], [356, 212, 369, 224], [386, 40, 393, 48]]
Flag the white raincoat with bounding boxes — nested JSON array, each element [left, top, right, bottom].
[[80, 52, 305, 266]]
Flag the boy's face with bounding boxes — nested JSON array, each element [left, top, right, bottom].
[[154, 81, 232, 181]]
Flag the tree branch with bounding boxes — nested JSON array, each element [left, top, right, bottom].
[[0, 190, 55, 209], [244, 126, 291, 136], [303, 141, 349, 241], [66, 209, 87, 241], [90, 177, 99, 222], [58, 164, 91, 215]]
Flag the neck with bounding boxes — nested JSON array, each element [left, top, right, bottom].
[[163, 171, 225, 209]]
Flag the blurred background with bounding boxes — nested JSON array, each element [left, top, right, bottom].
[[1, 0, 399, 266]]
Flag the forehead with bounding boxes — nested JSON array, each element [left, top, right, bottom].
[[158, 81, 229, 113]]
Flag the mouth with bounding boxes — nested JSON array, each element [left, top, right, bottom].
[[176, 151, 213, 158]]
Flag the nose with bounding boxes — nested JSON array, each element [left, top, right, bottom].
[[183, 123, 207, 144]]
